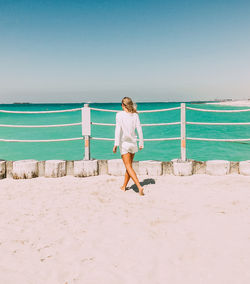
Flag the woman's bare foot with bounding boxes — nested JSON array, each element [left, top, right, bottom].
[[138, 187, 144, 196], [120, 186, 126, 192]]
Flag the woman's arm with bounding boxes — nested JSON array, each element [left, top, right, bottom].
[[136, 114, 144, 149], [113, 113, 121, 153]]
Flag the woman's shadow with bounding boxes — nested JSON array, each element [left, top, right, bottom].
[[128, 178, 155, 193]]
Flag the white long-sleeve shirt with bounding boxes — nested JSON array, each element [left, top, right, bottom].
[[114, 111, 144, 148]]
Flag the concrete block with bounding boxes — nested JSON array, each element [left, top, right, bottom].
[[206, 160, 230, 176], [132, 161, 139, 175], [6, 161, 13, 178], [74, 160, 98, 177], [230, 161, 239, 174], [0, 160, 6, 179], [98, 160, 108, 175], [162, 161, 173, 175], [45, 160, 66, 178], [12, 159, 38, 179], [38, 161, 45, 177], [193, 161, 206, 174], [172, 159, 193, 176], [108, 159, 125, 176], [66, 160, 74, 175], [139, 160, 162, 176], [239, 160, 250, 176]]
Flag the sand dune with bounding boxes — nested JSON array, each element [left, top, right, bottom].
[[0, 174, 250, 284]]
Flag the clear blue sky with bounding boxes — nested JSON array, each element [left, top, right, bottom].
[[0, 0, 250, 103]]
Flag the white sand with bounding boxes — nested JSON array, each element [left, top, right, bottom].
[[206, 99, 250, 107], [1, 174, 250, 284]]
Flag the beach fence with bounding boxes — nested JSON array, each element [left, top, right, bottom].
[[0, 103, 250, 178]]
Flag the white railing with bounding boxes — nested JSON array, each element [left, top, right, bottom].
[[0, 103, 249, 161]]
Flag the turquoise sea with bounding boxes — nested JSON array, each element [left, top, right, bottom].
[[0, 102, 249, 162]]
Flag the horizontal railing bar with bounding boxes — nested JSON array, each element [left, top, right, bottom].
[[0, 108, 82, 114], [186, 106, 250, 112], [187, 137, 250, 142], [187, 122, 250, 125], [91, 122, 180, 126], [0, 122, 82, 128], [0, 137, 83, 142]]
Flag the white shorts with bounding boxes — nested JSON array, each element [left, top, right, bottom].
[[119, 141, 138, 155]]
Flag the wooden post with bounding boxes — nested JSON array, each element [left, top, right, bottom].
[[82, 104, 91, 160], [181, 103, 186, 161]]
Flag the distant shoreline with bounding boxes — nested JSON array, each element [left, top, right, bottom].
[[205, 99, 250, 107], [0, 99, 249, 106]]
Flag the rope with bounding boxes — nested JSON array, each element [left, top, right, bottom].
[[0, 106, 181, 114], [90, 106, 181, 113], [142, 122, 180, 126], [2, 136, 248, 142], [90, 107, 118, 113], [91, 137, 115, 141], [91, 137, 180, 141], [186, 106, 250, 112], [0, 137, 83, 142], [0, 108, 82, 114], [187, 122, 250, 125], [91, 122, 180, 126], [91, 122, 116, 126], [138, 107, 181, 113], [143, 137, 180, 141], [187, 137, 250, 142], [0, 122, 82, 128]]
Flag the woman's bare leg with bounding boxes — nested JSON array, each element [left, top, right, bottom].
[[121, 153, 144, 196], [121, 153, 135, 191]]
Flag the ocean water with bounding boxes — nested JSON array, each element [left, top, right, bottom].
[[0, 102, 249, 162]]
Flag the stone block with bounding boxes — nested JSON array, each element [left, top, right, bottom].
[[139, 160, 162, 176], [193, 161, 206, 174], [239, 160, 250, 176], [172, 159, 193, 176], [38, 161, 45, 177], [230, 161, 239, 174], [98, 160, 108, 175], [0, 160, 6, 179], [12, 159, 38, 179], [6, 161, 13, 178], [132, 161, 139, 175], [66, 160, 74, 175], [45, 160, 66, 178], [74, 160, 98, 177], [108, 159, 125, 176], [206, 160, 230, 176], [162, 161, 173, 175]]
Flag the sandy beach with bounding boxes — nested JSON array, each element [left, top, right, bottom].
[[206, 100, 250, 107], [0, 174, 250, 284]]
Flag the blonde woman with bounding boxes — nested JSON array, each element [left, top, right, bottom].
[[113, 97, 144, 196]]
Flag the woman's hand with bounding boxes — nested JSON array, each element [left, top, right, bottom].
[[113, 146, 117, 153], [139, 146, 143, 150]]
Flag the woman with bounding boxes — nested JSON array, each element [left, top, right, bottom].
[[113, 97, 145, 196]]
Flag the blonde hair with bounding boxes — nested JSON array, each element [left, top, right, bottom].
[[122, 97, 137, 113]]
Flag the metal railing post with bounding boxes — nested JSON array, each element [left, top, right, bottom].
[[181, 103, 186, 161], [82, 104, 91, 160]]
